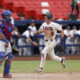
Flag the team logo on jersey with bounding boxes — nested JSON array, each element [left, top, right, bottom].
[[45, 27, 53, 30], [7, 26, 12, 32]]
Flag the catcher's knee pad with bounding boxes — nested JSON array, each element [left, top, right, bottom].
[[7, 52, 13, 62], [8, 52, 13, 58], [0, 52, 5, 64]]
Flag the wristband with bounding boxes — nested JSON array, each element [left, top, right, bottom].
[[4, 39, 9, 43]]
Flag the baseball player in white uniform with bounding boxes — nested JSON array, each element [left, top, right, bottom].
[[64, 26, 74, 55], [70, 26, 78, 54], [35, 12, 66, 73], [18, 28, 37, 56], [28, 20, 37, 36]]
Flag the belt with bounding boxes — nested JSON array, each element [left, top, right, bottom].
[[45, 39, 53, 42]]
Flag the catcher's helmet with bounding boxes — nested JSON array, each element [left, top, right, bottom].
[[1, 10, 12, 22], [45, 12, 53, 19]]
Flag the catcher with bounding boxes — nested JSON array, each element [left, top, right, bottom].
[[0, 10, 18, 78]]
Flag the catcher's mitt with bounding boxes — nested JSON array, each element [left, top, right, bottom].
[[12, 47, 19, 55]]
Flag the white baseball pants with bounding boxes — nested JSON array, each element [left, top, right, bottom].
[[40, 39, 62, 68]]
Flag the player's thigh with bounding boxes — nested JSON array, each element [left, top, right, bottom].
[[5, 42, 12, 55], [48, 49, 55, 59], [0, 41, 5, 52], [41, 46, 49, 55], [47, 40, 56, 52]]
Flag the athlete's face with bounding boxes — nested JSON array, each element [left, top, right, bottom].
[[44, 16, 49, 22], [31, 22, 35, 27], [4, 15, 11, 22], [5, 15, 11, 19]]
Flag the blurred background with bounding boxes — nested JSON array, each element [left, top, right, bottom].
[[0, 0, 80, 57]]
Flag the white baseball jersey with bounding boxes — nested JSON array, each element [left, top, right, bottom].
[[39, 22, 62, 40], [22, 30, 30, 38], [70, 29, 77, 35], [28, 26, 36, 32], [28, 26, 36, 36], [64, 29, 73, 37], [76, 30, 80, 35]]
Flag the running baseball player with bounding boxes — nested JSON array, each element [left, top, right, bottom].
[[0, 10, 16, 78], [35, 12, 66, 73]]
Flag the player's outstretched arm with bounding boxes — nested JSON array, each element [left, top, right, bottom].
[[34, 29, 44, 34], [27, 37, 38, 46]]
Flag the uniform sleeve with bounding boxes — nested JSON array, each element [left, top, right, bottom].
[[76, 31, 80, 35], [0, 22, 4, 28], [22, 31, 29, 38], [53, 23, 62, 31]]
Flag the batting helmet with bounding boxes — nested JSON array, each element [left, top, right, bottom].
[[45, 12, 53, 19], [1, 10, 12, 22]]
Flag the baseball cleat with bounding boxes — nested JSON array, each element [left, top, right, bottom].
[[61, 57, 66, 68], [3, 72, 12, 78], [35, 68, 42, 73]]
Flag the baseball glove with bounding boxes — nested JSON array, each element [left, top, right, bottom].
[[12, 47, 19, 55]]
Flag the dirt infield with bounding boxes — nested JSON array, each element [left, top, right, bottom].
[[13, 55, 80, 61], [0, 72, 80, 80]]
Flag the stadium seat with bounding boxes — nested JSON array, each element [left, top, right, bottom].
[[25, 10, 37, 19], [0, 0, 76, 20], [4, 2, 13, 11], [12, 13, 20, 20]]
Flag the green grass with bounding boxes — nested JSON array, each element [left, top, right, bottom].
[[0, 60, 80, 73]]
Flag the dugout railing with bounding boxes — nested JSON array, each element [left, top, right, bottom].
[[13, 34, 80, 56]]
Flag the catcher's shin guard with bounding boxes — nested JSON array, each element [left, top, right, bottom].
[[4, 52, 13, 75], [0, 52, 5, 66]]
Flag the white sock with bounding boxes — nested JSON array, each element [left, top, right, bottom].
[[40, 53, 46, 69]]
